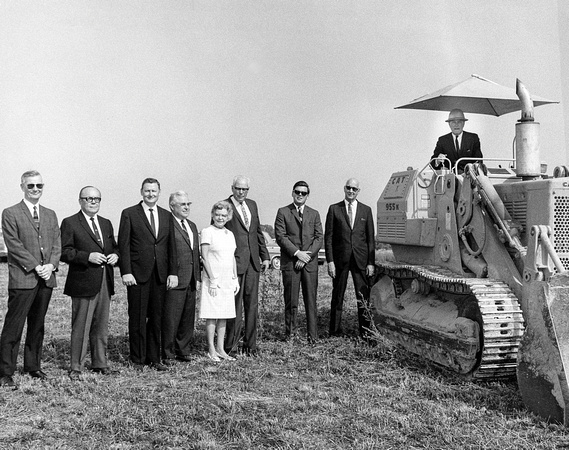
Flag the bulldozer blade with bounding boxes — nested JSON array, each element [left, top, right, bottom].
[[517, 273, 569, 424]]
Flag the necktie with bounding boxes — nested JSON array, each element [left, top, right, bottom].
[[149, 208, 157, 237], [90, 217, 102, 246], [241, 203, 249, 229], [348, 202, 353, 229], [180, 219, 193, 249], [33, 206, 39, 229], [455, 136, 460, 153], [298, 207, 303, 222]]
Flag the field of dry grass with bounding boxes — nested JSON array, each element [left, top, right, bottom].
[[0, 262, 568, 449]]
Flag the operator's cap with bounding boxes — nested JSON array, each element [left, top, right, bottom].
[[445, 109, 468, 122]]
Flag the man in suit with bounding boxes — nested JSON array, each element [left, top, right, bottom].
[[0, 170, 61, 388], [118, 178, 178, 371], [60, 186, 119, 380], [224, 176, 270, 357], [274, 181, 323, 343], [162, 191, 201, 364], [325, 178, 375, 340], [431, 109, 482, 173]]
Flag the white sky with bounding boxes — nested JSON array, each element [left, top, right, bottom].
[[0, 1, 566, 231]]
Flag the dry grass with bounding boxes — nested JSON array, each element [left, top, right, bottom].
[[0, 263, 568, 449]]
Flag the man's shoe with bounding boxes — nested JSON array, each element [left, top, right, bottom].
[[28, 370, 48, 380], [149, 362, 169, 372], [0, 375, 17, 389], [68, 370, 82, 381], [176, 355, 192, 362], [91, 367, 119, 375], [162, 359, 176, 366]]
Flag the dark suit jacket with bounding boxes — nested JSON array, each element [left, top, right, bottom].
[[171, 217, 201, 289], [224, 197, 269, 275], [1, 201, 61, 289], [324, 201, 375, 271], [118, 202, 178, 284], [60, 212, 119, 297], [274, 204, 322, 272], [431, 131, 482, 172]]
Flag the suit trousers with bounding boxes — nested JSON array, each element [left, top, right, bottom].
[[282, 268, 318, 340], [70, 268, 111, 371], [162, 282, 196, 360], [329, 255, 372, 338], [127, 268, 165, 364], [224, 264, 260, 353], [0, 280, 53, 376]]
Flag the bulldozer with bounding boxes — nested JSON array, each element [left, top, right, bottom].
[[371, 79, 569, 424]]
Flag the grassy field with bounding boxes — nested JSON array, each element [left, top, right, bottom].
[[0, 263, 568, 449]]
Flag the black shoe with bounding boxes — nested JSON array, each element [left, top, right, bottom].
[[68, 370, 82, 381], [0, 375, 17, 389], [175, 355, 192, 362], [149, 362, 169, 372], [162, 359, 176, 366], [28, 370, 48, 380], [91, 367, 119, 375]]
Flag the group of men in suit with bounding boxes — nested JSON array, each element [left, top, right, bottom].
[[274, 178, 377, 344], [0, 112, 481, 388]]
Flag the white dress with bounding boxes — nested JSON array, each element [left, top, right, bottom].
[[199, 225, 237, 319]]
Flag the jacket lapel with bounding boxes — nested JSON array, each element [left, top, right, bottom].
[[20, 201, 40, 233], [78, 213, 103, 249], [137, 203, 156, 239]]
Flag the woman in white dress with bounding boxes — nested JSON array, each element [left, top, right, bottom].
[[200, 201, 239, 361]]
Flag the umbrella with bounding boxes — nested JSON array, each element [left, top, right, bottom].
[[395, 74, 558, 116]]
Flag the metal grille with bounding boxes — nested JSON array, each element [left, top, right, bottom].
[[377, 222, 406, 241], [554, 196, 569, 270], [502, 200, 527, 233]]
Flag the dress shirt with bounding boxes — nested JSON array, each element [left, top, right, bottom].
[[454, 132, 462, 150], [141, 202, 159, 236], [180, 219, 194, 249], [344, 199, 358, 228], [230, 196, 251, 226], [82, 212, 104, 246], [23, 198, 40, 220]]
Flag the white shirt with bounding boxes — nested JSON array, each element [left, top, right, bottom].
[[344, 199, 358, 228], [142, 202, 159, 235], [82, 212, 104, 246], [179, 218, 194, 249], [23, 199, 40, 219], [230, 196, 251, 227], [454, 132, 463, 150]]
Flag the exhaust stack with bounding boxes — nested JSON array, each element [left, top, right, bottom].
[[515, 79, 541, 178]]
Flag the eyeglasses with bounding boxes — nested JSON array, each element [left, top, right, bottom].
[[80, 197, 102, 203], [345, 186, 359, 192], [177, 202, 192, 207], [233, 187, 249, 192], [293, 190, 308, 196], [26, 184, 44, 189]]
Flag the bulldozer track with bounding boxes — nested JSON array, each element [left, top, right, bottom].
[[376, 261, 525, 380]]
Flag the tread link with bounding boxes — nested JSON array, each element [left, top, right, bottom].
[[376, 261, 525, 380]]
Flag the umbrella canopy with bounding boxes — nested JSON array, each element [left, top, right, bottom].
[[395, 74, 558, 117]]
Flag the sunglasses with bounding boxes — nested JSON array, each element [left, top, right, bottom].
[[345, 186, 359, 192], [26, 184, 44, 189], [293, 190, 308, 196], [80, 197, 102, 203], [233, 187, 249, 192]]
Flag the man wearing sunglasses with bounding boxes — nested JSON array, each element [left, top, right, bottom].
[[430, 109, 482, 173], [223, 175, 270, 357], [274, 181, 323, 343], [0, 170, 61, 388], [60, 187, 119, 380], [325, 178, 375, 341]]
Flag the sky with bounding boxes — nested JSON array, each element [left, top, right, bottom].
[[0, 1, 566, 231]]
